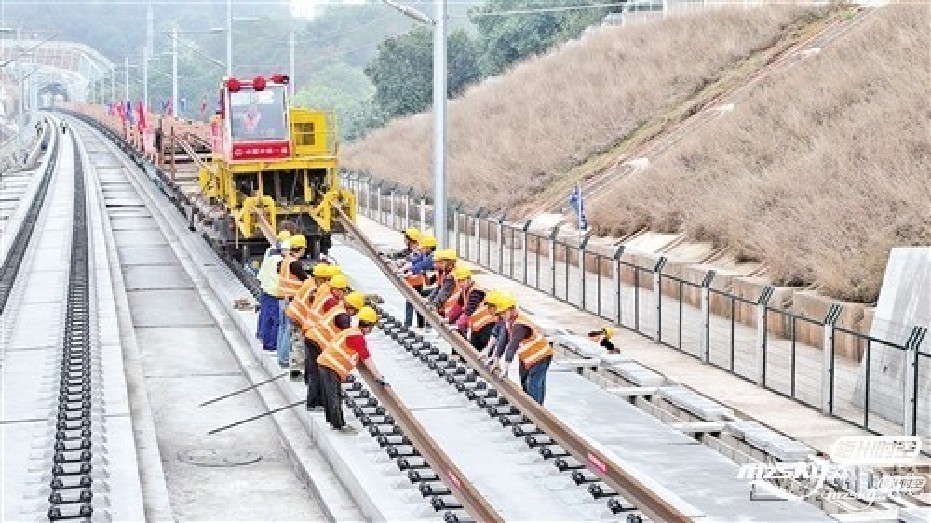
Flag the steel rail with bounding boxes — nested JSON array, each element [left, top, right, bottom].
[[355, 365, 505, 523], [337, 209, 695, 523]]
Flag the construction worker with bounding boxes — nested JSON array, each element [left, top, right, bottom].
[[277, 234, 308, 369], [317, 306, 388, 433], [587, 327, 619, 354], [401, 234, 437, 328], [444, 265, 475, 328], [305, 281, 363, 411], [487, 293, 554, 405], [426, 249, 458, 315], [255, 220, 298, 352], [388, 227, 421, 264], [287, 262, 338, 382]]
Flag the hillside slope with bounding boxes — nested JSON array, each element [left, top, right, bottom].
[[343, 7, 826, 208], [588, 5, 930, 302]]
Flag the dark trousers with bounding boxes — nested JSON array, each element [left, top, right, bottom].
[[470, 324, 495, 352], [319, 367, 345, 429], [520, 356, 552, 405], [404, 301, 425, 328], [304, 340, 323, 408]]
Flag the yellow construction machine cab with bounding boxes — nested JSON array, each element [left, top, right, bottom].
[[198, 74, 355, 259]]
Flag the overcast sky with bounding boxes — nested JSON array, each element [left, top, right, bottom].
[[290, 0, 368, 19]]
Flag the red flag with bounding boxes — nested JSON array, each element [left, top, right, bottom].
[[136, 100, 146, 132]]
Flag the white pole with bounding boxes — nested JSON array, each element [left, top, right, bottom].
[[226, 0, 233, 77], [172, 27, 178, 117], [110, 64, 115, 103], [288, 30, 295, 98], [124, 56, 129, 103], [433, 0, 447, 247], [142, 45, 148, 111]]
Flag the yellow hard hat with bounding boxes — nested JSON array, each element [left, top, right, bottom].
[[312, 263, 332, 277], [419, 234, 437, 248], [493, 292, 517, 311], [404, 228, 421, 241], [276, 230, 292, 242], [452, 265, 472, 280], [344, 291, 365, 311], [434, 249, 458, 262], [329, 274, 349, 290], [289, 234, 307, 249], [603, 327, 614, 340], [357, 306, 378, 325], [483, 289, 503, 308]]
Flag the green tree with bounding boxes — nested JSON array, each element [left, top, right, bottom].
[[364, 27, 480, 119], [472, 0, 619, 77]]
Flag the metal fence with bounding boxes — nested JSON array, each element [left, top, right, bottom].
[[343, 172, 930, 441]]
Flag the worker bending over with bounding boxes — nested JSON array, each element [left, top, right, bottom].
[[426, 249, 458, 315], [317, 306, 388, 433], [389, 228, 421, 264], [287, 263, 339, 403], [401, 234, 437, 329], [306, 280, 365, 410], [587, 327, 619, 354], [487, 293, 554, 405]]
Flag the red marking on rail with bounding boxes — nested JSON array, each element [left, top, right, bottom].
[[587, 452, 607, 474], [447, 470, 462, 490]]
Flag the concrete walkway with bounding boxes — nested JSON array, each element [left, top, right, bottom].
[[356, 217, 890, 455]]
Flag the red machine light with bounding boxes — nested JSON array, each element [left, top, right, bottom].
[[253, 75, 266, 91], [270, 74, 289, 85], [226, 77, 241, 92]]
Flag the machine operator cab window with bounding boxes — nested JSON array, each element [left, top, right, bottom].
[[229, 88, 287, 142]]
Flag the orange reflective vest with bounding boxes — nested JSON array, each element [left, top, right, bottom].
[[286, 278, 318, 329], [511, 314, 553, 369], [469, 302, 497, 333], [307, 302, 346, 346], [278, 255, 302, 298], [317, 327, 363, 382], [440, 279, 464, 315]]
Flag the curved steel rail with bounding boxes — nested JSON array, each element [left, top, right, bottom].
[[337, 208, 697, 523]]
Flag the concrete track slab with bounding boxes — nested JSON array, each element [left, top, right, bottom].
[[141, 372, 324, 521], [114, 229, 166, 246], [123, 265, 194, 291], [0, 422, 44, 521], [127, 289, 215, 327], [4, 303, 63, 349], [19, 270, 67, 303], [109, 216, 158, 230], [118, 245, 177, 265], [546, 373, 830, 521], [1, 349, 56, 421], [134, 326, 242, 378]]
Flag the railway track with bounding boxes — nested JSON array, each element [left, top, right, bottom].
[[0, 118, 58, 313], [337, 211, 696, 523], [63, 108, 704, 522]]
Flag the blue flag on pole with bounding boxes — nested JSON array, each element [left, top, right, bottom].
[[568, 183, 588, 231]]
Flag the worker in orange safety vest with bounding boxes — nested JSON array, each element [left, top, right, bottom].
[[486, 293, 554, 405], [317, 306, 387, 433]]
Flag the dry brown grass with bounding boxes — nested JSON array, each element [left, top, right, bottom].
[[344, 6, 822, 209], [589, 5, 931, 302]]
